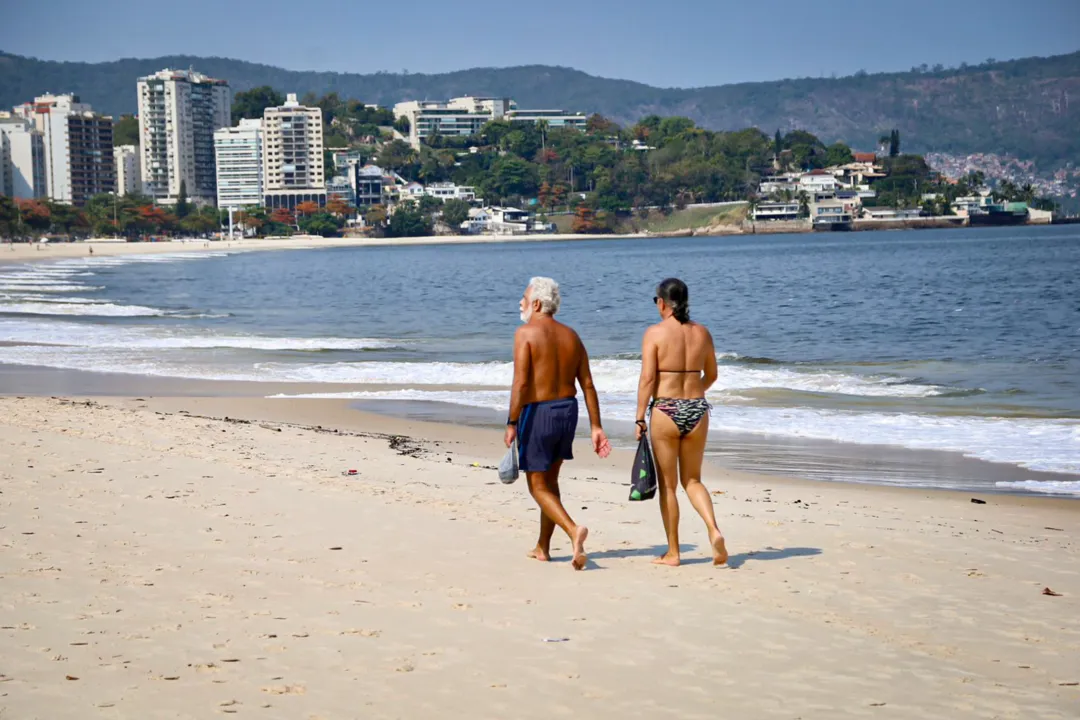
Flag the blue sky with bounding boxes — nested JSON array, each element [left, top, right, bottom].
[[3, 0, 1078, 87]]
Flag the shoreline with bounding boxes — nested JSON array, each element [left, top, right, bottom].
[[0, 362, 1077, 498], [1, 394, 1077, 717], [0, 232, 653, 264]]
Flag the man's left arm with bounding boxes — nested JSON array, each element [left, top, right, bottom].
[[576, 338, 611, 458]]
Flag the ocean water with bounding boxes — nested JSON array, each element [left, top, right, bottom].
[[1, 226, 1078, 495]]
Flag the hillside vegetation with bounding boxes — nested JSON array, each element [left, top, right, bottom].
[[1, 50, 1078, 168]]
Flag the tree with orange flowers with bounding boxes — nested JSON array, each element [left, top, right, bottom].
[[326, 194, 353, 218]]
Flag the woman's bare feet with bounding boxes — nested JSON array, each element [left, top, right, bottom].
[[571, 526, 589, 570], [526, 546, 551, 562], [652, 552, 681, 567], [710, 530, 729, 566]]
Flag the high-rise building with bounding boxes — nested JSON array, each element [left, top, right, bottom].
[[213, 118, 263, 209], [262, 94, 325, 209], [113, 145, 141, 196], [0, 115, 47, 199], [67, 111, 116, 206], [0, 131, 9, 196], [14, 94, 115, 205], [137, 69, 231, 206]]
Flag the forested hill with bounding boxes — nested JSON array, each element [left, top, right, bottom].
[[2, 50, 1078, 167]]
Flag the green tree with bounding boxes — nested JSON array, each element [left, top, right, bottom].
[[179, 213, 216, 236], [440, 198, 471, 233], [113, 115, 139, 146], [889, 129, 901, 157], [232, 86, 284, 124], [386, 205, 433, 238], [416, 194, 443, 215], [376, 140, 416, 173], [483, 155, 539, 202], [299, 212, 342, 237], [175, 180, 190, 218], [393, 116, 410, 135], [825, 142, 854, 167]]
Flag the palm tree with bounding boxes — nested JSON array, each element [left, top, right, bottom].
[[537, 120, 549, 153], [746, 194, 761, 232], [797, 190, 811, 219]]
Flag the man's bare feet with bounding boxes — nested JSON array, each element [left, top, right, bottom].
[[652, 553, 681, 567], [710, 530, 729, 566], [571, 526, 589, 570], [526, 546, 551, 562]]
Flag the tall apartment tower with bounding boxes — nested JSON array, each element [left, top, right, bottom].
[[113, 144, 142, 196], [15, 94, 114, 205], [213, 118, 263, 209], [262, 94, 325, 209], [0, 114, 47, 199], [137, 69, 231, 205]]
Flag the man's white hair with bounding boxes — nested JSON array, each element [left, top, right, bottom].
[[528, 276, 561, 315]]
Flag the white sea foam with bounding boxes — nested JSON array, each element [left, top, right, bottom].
[[268, 387, 1080, 476], [994, 480, 1080, 496], [0, 295, 108, 304], [0, 278, 95, 287], [0, 321, 402, 351], [0, 284, 103, 293], [0, 302, 166, 317]]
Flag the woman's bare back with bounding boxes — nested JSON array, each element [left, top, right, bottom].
[[651, 320, 716, 399]]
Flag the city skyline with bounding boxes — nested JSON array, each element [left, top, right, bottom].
[[1, 0, 1078, 88]]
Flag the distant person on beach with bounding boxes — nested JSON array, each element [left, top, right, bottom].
[[505, 276, 611, 570], [635, 278, 728, 566]]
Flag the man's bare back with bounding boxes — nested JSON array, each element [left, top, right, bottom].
[[514, 319, 584, 406]]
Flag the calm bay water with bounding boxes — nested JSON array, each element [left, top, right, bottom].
[[1, 225, 1078, 494]]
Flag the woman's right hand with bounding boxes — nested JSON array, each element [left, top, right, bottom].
[[635, 420, 646, 441]]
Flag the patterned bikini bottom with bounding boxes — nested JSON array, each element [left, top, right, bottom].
[[651, 397, 712, 436]]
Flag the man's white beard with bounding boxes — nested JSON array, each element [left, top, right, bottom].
[[520, 308, 532, 324]]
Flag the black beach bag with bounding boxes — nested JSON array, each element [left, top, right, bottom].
[[629, 428, 657, 501]]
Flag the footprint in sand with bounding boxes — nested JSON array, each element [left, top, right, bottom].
[[339, 629, 381, 637], [261, 684, 305, 695]]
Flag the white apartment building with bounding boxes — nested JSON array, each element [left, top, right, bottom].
[[113, 144, 141, 196], [0, 116, 46, 199], [137, 69, 231, 205], [798, 170, 839, 194], [213, 119, 263, 209], [13, 94, 114, 205], [393, 96, 586, 148], [262, 94, 325, 209], [424, 182, 476, 202]]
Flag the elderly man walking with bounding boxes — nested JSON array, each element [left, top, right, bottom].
[[504, 277, 611, 570]]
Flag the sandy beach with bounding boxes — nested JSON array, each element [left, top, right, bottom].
[[1, 394, 1077, 719], [0, 232, 647, 265]]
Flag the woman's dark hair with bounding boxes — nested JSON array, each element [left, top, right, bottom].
[[656, 278, 690, 323]]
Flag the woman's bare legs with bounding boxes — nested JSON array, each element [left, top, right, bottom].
[[649, 408, 683, 566], [678, 415, 728, 565]]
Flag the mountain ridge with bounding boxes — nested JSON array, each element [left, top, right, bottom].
[[2, 50, 1078, 167]]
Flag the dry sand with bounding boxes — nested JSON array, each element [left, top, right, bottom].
[[0, 231, 648, 265], [1, 395, 1077, 719]]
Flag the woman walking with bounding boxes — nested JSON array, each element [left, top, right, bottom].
[[635, 278, 728, 566]]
